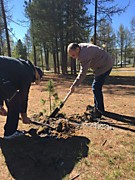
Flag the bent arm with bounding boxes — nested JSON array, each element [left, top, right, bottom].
[[72, 61, 90, 88], [19, 83, 31, 124]]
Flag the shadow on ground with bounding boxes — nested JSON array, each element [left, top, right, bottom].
[[40, 74, 135, 93], [0, 135, 90, 180], [103, 111, 135, 132], [83, 75, 135, 86], [43, 74, 135, 86]]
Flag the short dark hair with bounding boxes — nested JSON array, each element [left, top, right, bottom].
[[67, 43, 80, 51]]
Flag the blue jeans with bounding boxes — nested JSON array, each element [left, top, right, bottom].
[[4, 92, 20, 136], [92, 68, 112, 112]]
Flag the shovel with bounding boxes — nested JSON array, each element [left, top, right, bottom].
[[30, 120, 55, 130], [49, 91, 71, 118]]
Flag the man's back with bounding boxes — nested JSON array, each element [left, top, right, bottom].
[[0, 56, 34, 89]]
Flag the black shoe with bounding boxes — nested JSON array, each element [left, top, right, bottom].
[[92, 108, 102, 119], [4, 130, 25, 140], [86, 105, 94, 111], [86, 105, 94, 115]]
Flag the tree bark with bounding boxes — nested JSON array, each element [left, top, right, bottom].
[[53, 51, 57, 73], [1, 0, 11, 56], [94, 0, 98, 45], [0, 34, 4, 55], [43, 43, 49, 70], [33, 43, 37, 66], [55, 38, 60, 74], [133, 52, 135, 67]]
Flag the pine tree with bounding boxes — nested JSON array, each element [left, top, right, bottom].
[[0, 0, 11, 56], [25, 0, 91, 74], [13, 39, 27, 59]]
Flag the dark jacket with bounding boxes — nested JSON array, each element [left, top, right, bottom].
[[0, 56, 35, 113]]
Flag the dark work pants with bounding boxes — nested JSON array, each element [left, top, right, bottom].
[[92, 68, 112, 112], [4, 92, 20, 136]]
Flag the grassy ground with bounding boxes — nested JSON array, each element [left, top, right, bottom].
[[0, 68, 135, 180]]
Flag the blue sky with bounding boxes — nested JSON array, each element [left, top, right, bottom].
[[8, 0, 135, 42], [8, 0, 29, 41], [111, 0, 135, 32]]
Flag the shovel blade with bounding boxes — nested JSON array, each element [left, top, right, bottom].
[[49, 107, 60, 118]]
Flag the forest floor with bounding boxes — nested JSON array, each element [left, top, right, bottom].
[[0, 67, 135, 180]]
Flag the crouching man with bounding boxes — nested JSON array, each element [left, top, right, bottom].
[[0, 56, 43, 139]]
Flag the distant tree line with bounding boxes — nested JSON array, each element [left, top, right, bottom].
[[0, 0, 135, 74]]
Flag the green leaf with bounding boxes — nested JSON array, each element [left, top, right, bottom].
[[41, 99, 46, 105]]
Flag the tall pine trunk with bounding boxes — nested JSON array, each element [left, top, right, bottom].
[[1, 0, 11, 56], [55, 37, 60, 74], [43, 43, 49, 70], [94, 0, 98, 45], [0, 34, 4, 55], [53, 50, 57, 73]]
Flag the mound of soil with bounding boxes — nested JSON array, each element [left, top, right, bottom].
[[29, 105, 113, 139]]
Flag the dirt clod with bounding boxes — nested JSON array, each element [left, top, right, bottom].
[[31, 105, 113, 138]]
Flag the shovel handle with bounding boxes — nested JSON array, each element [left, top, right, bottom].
[[49, 91, 71, 118], [57, 91, 71, 110], [63, 91, 71, 104]]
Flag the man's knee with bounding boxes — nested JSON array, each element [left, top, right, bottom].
[[92, 83, 101, 92]]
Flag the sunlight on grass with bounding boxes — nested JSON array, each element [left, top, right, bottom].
[[111, 68, 135, 76]]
